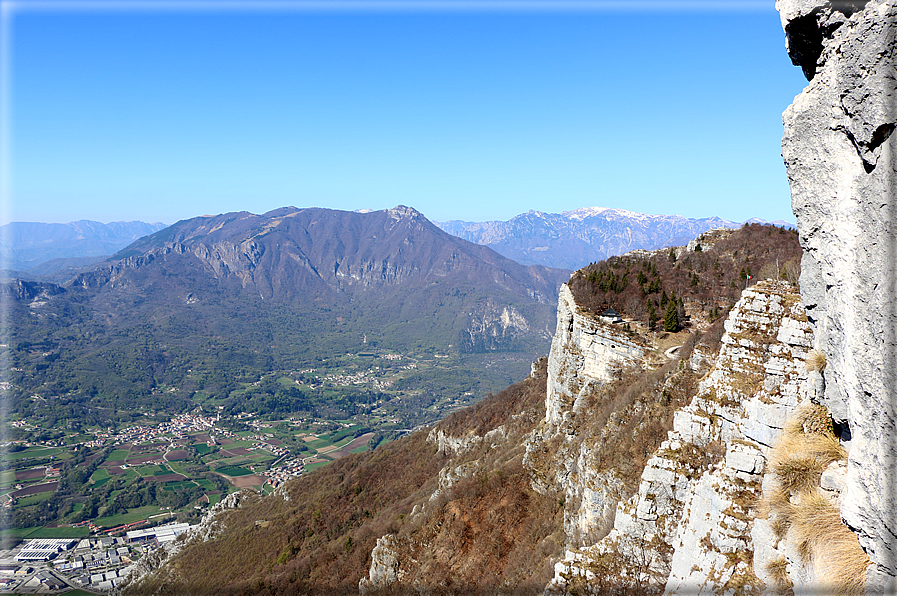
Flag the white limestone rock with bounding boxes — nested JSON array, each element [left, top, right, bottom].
[[358, 534, 405, 593], [545, 284, 646, 432], [778, 0, 897, 589]]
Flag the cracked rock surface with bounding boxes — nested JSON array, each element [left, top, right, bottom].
[[777, 0, 897, 590]]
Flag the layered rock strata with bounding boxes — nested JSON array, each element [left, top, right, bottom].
[[777, 0, 897, 589], [545, 284, 647, 432], [545, 281, 815, 594]]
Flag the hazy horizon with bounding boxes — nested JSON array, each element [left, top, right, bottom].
[[3, 2, 807, 226]]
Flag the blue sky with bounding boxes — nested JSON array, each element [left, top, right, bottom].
[[2, 1, 809, 226]]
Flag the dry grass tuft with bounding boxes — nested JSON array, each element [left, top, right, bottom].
[[765, 555, 793, 594], [789, 490, 870, 595], [771, 454, 825, 493], [784, 403, 834, 437], [771, 405, 844, 493], [805, 349, 827, 372], [762, 405, 867, 595]]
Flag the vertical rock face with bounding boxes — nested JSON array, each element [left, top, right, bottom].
[[545, 281, 814, 595], [777, 0, 897, 588], [545, 284, 647, 431]]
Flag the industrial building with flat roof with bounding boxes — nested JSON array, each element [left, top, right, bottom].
[[15, 539, 77, 562], [126, 522, 192, 545]]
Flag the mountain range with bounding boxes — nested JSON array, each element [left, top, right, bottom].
[[0, 219, 167, 274], [4, 208, 794, 278], [437, 207, 792, 270], [8, 206, 569, 427]]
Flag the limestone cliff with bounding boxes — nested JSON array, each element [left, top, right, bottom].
[[544, 280, 817, 595], [777, 0, 897, 590], [544, 284, 648, 432]]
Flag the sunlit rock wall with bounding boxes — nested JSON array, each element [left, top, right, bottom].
[[545, 284, 647, 432], [777, 0, 897, 589]]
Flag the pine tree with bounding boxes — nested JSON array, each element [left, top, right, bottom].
[[664, 300, 679, 332], [647, 299, 657, 330]]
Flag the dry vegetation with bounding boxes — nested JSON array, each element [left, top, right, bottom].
[[762, 404, 869, 595], [805, 349, 827, 373], [124, 366, 563, 595], [568, 223, 801, 325]]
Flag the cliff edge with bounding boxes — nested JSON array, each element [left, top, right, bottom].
[[777, 0, 897, 590]]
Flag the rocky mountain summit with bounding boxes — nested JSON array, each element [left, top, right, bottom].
[[778, 0, 897, 590], [7, 206, 570, 427]]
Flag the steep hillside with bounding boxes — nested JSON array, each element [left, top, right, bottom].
[[437, 208, 738, 270], [6, 206, 568, 428], [567, 223, 802, 327], [120, 364, 555, 595], [121, 266, 870, 594]]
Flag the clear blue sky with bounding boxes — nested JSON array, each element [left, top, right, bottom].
[[2, 1, 809, 226]]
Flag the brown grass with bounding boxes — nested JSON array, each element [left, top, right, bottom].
[[770, 407, 845, 494], [790, 491, 870, 595], [763, 406, 867, 595], [805, 349, 827, 372], [764, 555, 793, 595]]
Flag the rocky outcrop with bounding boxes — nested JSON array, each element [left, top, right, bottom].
[[545, 281, 815, 594], [358, 535, 407, 593], [460, 299, 532, 353], [545, 284, 647, 432], [777, 0, 897, 589]]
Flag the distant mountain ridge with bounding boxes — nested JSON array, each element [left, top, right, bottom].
[[436, 207, 790, 270], [8, 206, 570, 426], [0, 219, 168, 272]]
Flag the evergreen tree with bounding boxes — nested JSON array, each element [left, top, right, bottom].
[[664, 300, 679, 332], [676, 297, 687, 324], [647, 299, 657, 331]]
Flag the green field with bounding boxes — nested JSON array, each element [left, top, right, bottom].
[[136, 465, 166, 476], [194, 444, 212, 454], [304, 461, 329, 471], [106, 449, 131, 461], [332, 435, 354, 449], [350, 445, 371, 454], [95, 505, 165, 527], [162, 480, 196, 491], [27, 526, 90, 538], [304, 438, 331, 450], [90, 468, 110, 483], [217, 466, 252, 477], [8, 446, 61, 460], [16, 491, 55, 506]]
